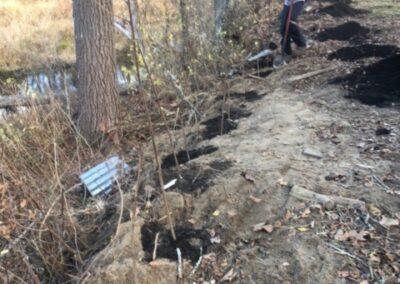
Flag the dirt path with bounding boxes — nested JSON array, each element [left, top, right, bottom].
[[87, 1, 400, 283]]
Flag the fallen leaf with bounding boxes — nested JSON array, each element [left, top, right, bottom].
[[249, 195, 262, 204], [379, 216, 399, 228], [301, 208, 311, 219], [297, 226, 309, 232], [203, 253, 217, 262], [284, 211, 293, 222], [212, 210, 220, 217], [221, 268, 237, 282], [241, 172, 256, 183], [367, 204, 381, 217], [0, 249, 9, 257], [335, 229, 369, 242], [0, 224, 12, 240], [28, 209, 36, 220], [368, 252, 381, 264], [262, 224, 274, 233], [20, 199, 28, 209], [253, 222, 265, 232], [359, 281, 369, 284], [338, 271, 350, 278]]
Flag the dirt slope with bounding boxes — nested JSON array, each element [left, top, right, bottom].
[[87, 1, 400, 283]]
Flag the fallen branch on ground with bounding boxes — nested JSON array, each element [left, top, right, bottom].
[[290, 185, 366, 209], [286, 66, 336, 83]]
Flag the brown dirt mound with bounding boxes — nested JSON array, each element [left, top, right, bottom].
[[333, 54, 400, 106], [328, 44, 399, 61], [316, 21, 370, 42], [319, 3, 366, 18]]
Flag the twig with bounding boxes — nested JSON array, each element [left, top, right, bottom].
[[325, 242, 369, 268], [286, 66, 336, 83], [0, 265, 29, 284], [372, 175, 392, 193], [130, 147, 143, 284], [326, 242, 358, 260], [290, 185, 366, 209], [115, 180, 125, 237], [246, 74, 267, 81], [152, 232, 160, 261], [176, 248, 183, 279], [127, 0, 176, 240], [189, 247, 203, 277]]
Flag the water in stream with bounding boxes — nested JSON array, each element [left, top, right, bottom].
[[0, 66, 136, 118]]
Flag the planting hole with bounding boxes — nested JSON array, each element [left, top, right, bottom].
[[202, 108, 252, 140], [141, 222, 211, 264]]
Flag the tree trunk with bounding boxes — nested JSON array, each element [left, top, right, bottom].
[[179, 0, 190, 71], [73, 0, 119, 143], [214, 0, 230, 37]]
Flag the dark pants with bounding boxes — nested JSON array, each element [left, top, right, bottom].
[[279, 2, 307, 56]]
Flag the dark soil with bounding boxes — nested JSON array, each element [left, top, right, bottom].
[[319, 3, 366, 18], [253, 69, 273, 78], [316, 21, 370, 42], [216, 91, 264, 102], [324, 0, 353, 4], [162, 159, 233, 194], [162, 146, 219, 169], [141, 222, 211, 264], [202, 108, 252, 140], [231, 91, 261, 102], [333, 54, 400, 106], [328, 44, 399, 61]]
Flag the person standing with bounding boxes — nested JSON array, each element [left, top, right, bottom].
[[274, 0, 307, 67]]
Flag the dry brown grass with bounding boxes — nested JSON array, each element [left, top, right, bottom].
[[0, 0, 173, 72], [0, 0, 74, 71]]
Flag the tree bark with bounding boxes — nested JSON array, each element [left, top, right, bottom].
[[179, 0, 190, 71], [73, 0, 119, 143], [214, 0, 230, 37]]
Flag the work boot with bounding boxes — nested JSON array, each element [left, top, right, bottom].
[[273, 54, 291, 69]]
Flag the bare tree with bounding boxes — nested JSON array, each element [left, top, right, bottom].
[[179, 0, 190, 71], [73, 0, 119, 143]]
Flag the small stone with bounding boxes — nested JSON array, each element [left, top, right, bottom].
[[324, 201, 335, 211], [303, 148, 323, 159], [357, 142, 366, 148]]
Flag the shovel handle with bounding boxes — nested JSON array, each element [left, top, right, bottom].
[[282, 0, 295, 55]]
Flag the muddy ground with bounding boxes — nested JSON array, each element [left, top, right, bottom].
[[86, 1, 400, 283]]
